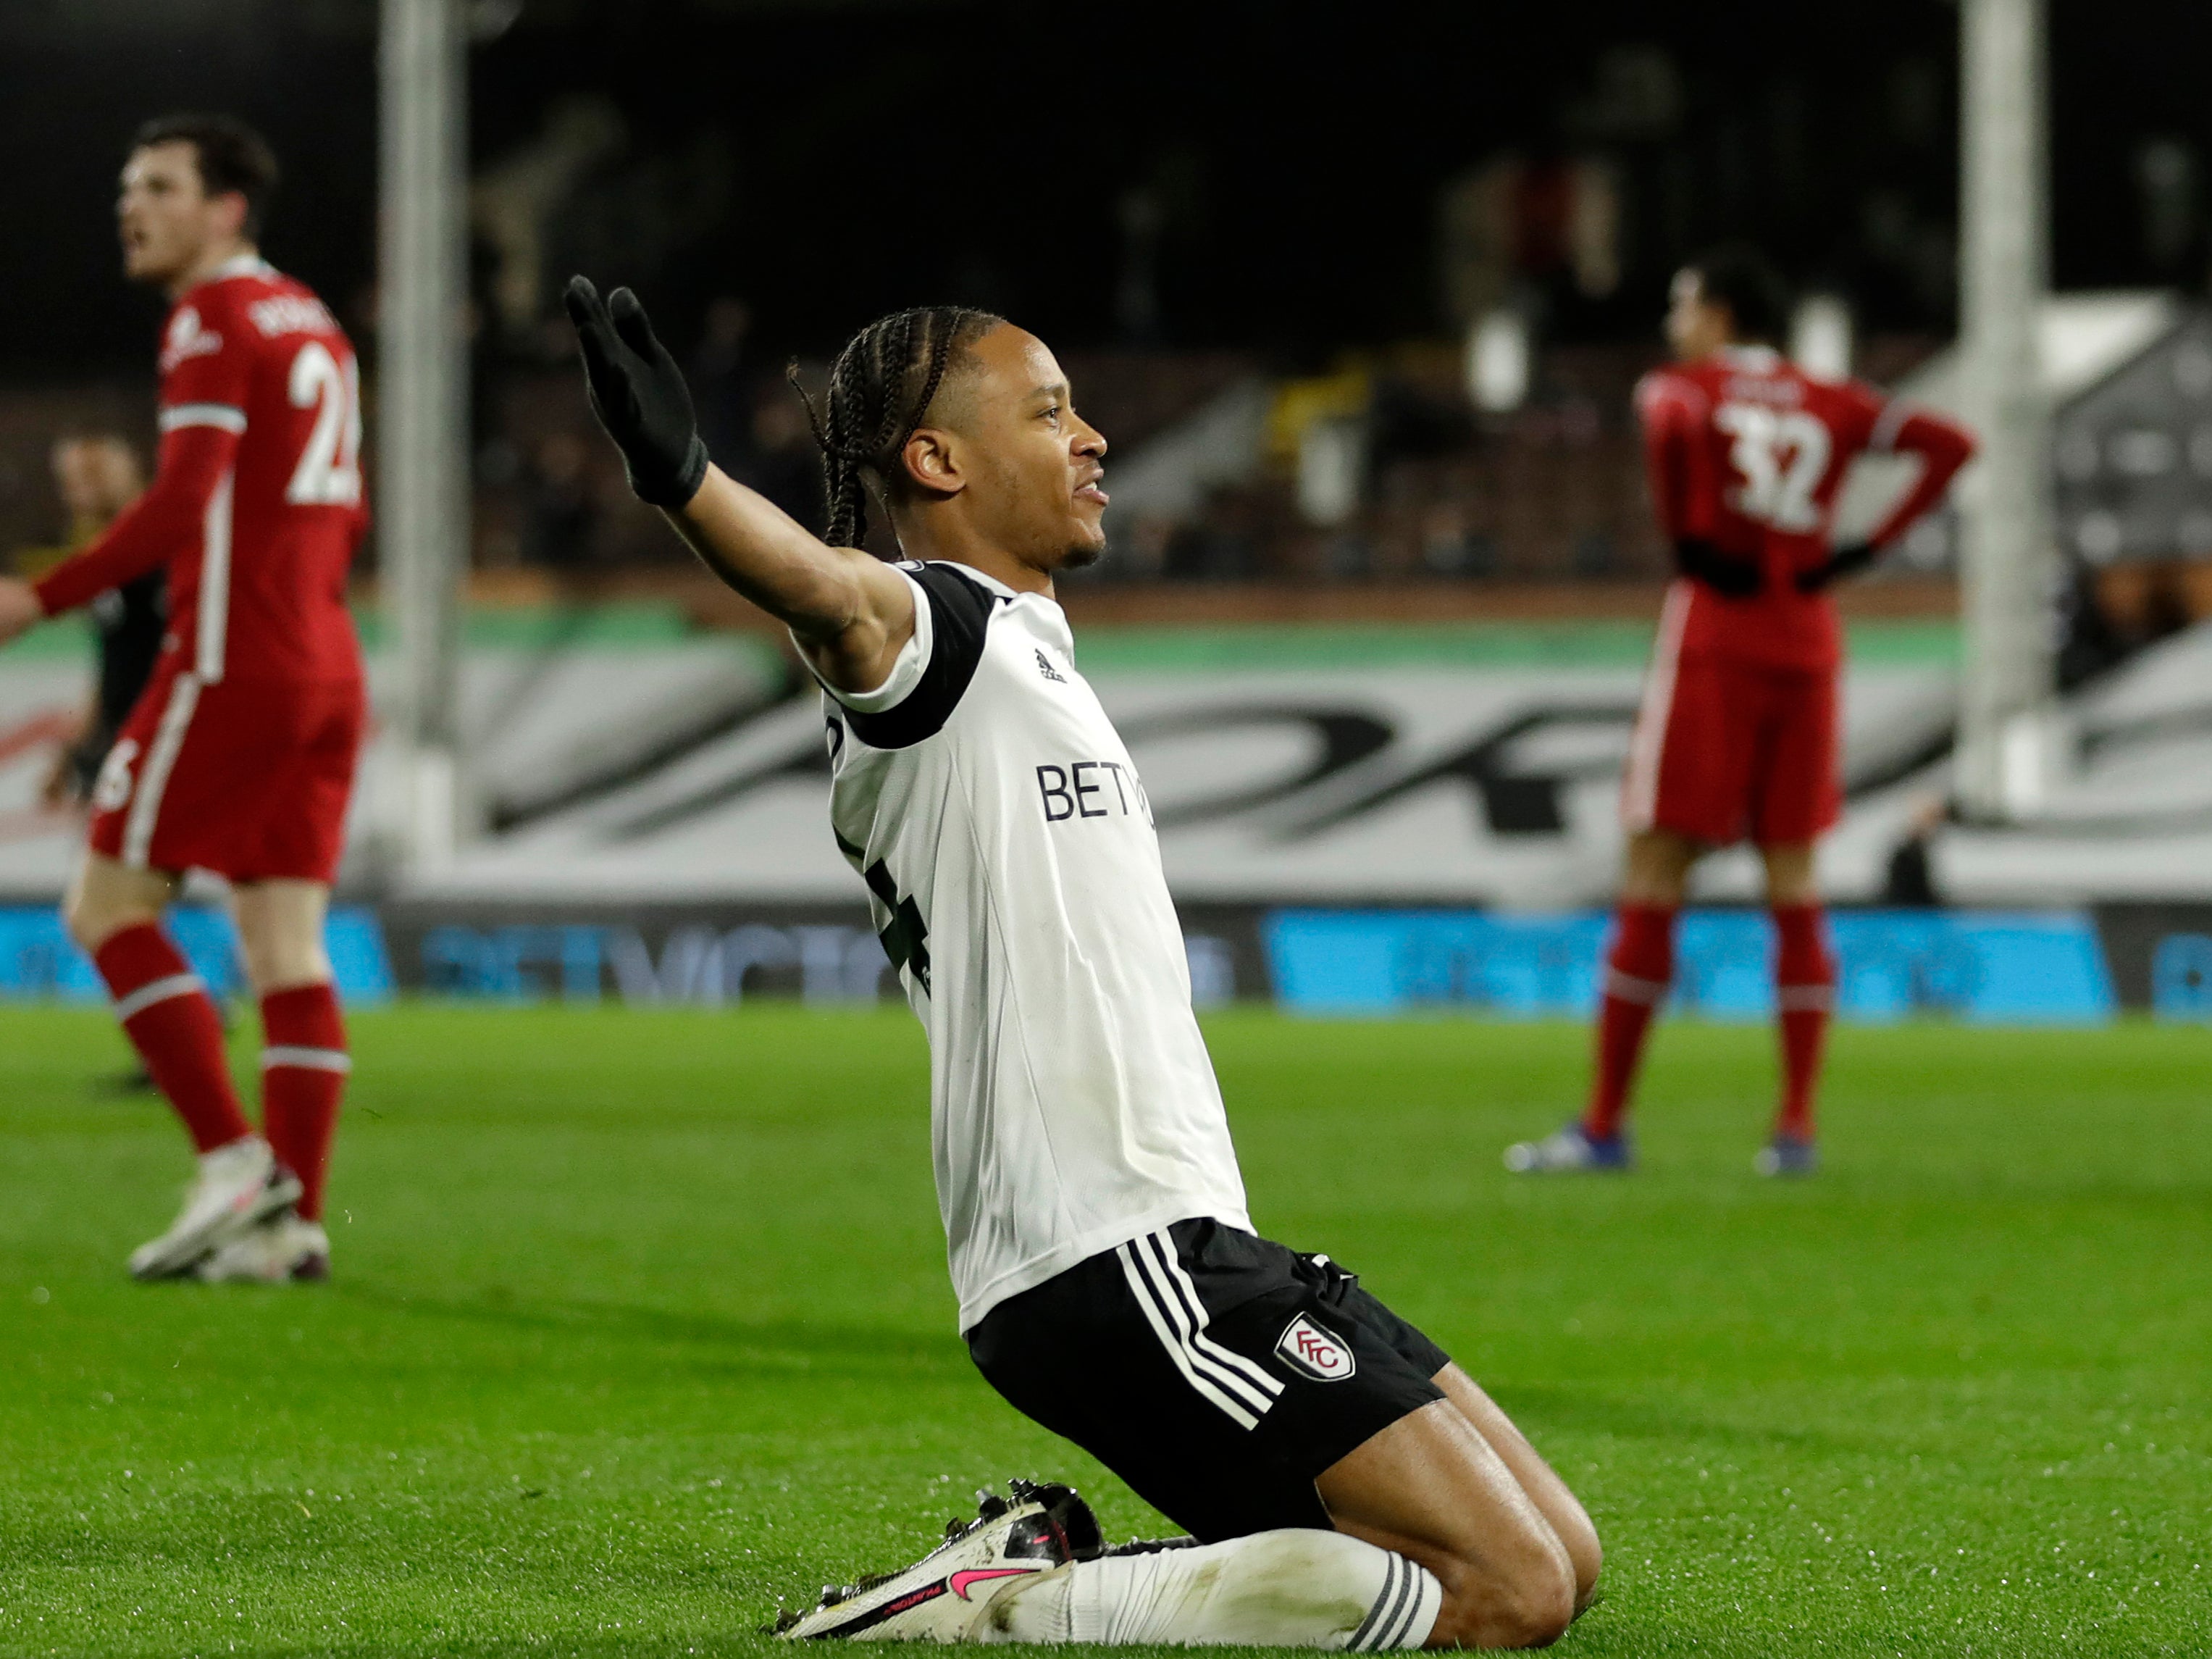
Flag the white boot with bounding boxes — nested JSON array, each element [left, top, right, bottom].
[[775, 1481, 1102, 1640], [128, 1137, 301, 1281], [197, 1212, 331, 1283]]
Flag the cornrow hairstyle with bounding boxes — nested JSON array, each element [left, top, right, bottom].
[[789, 306, 1002, 549]]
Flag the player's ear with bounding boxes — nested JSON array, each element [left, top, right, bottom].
[[900, 428, 965, 501], [211, 189, 251, 242]]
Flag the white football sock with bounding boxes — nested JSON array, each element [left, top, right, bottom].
[[978, 1528, 1441, 1648]]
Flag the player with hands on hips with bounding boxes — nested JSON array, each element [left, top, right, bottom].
[[1506, 243, 1975, 1180]]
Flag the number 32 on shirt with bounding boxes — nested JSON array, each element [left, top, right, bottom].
[[1714, 401, 1830, 534]]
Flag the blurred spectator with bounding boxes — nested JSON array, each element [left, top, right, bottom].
[[1572, 530, 1618, 579], [471, 94, 627, 340], [690, 296, 757, 472], [2134, 562, 2195, 645], [1320, 530, 1373, 581], [2055, 560, 2132, 690], [1881, 793, 1949, 908], [1115, 514, 1176, 582], [12, 432, 159, 807], [733, 380, 826, 537], [1163, 485, 1262, 582], [1436, 151, 1624, 332], [1421, 503, 1491, 578], [520, 432, 601, 575], [1370, 375, 1474, 469]]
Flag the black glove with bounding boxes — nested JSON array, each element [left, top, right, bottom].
[[563, 275, 709, 510], [1673, 538, 1762, 598], [1796, 542, 1877, 593]]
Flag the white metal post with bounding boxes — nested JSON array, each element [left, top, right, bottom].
[[1956, 0, 2056, 821], [378, 0, 469, 869]]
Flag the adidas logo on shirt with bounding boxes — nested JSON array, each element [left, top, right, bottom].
[[1035, 649, 1066, 683]]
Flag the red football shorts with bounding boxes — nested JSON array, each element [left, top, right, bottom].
[[88, 664, 364, 884], [1622, 648, 1840, 847]]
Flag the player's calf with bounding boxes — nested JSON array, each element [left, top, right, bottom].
[[86, 902, 258, 1160]]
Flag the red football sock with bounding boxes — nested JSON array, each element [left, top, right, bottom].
[[1772, 904, 1835, 1141], [260, 983, 348, 1222], [1581, 903, 1677, 1142], [94, 922, 253, 1155]]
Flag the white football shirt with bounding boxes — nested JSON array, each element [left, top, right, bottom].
[[810, 560, 1252, 1331]]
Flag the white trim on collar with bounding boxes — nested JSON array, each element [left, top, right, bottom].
[[207, 253, 275, 282], [1719, 343, 1783, 372], [916, 559, 1023, 601]]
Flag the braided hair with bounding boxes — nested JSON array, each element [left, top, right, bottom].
[[789, 306, 1002, 549]]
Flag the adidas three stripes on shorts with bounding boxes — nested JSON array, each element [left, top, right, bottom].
[[967, 1218, 1451, 1542]]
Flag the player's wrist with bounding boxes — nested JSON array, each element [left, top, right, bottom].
[[1674, 538, 1762, 598], [24, 570, 77, 622], [631, 432, 709, 511], [0, 577, 51, 643], [1796, 543, 1875, 593]]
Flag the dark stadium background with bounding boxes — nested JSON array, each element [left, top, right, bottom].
[[2, 0, 2207, 381]]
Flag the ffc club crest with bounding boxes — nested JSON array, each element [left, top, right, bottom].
[[1275, 1315, 1357, 1382]]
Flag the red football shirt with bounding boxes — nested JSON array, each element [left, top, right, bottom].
[[36, 256, 367, 688], [1636, 344, 1973, 672]]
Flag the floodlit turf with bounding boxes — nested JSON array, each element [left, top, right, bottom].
[[1, 1005, 2207, 1658]]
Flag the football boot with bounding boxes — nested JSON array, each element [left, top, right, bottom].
[[1504, 1121, 1633, 1174], [1754, 1132, 1819, 1178], [128, 1139, 301, 1280], [774, 1479, 1102, 1641], [196, 1211, 332, 1283]]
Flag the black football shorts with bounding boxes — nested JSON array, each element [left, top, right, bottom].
[[965, 1217, 1451, 1542]]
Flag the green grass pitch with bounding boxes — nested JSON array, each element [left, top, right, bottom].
[[1, 1003, 2207, 1658]]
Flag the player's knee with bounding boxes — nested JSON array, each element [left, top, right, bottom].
[[60, 888, 101, 951], [62, 887, 154, 953], [1428, 1546, 1575, 1649], [1538, 1502, 1602, 1612], [1566, 1528, 1602, 1613], [1491, 1564, 1576, 1650], [234, 885, 331, 996], [1622, 830, 1697, 903], [239, 937, 328, 998]]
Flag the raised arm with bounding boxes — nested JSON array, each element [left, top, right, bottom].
[[564, 277, 913, 695]]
